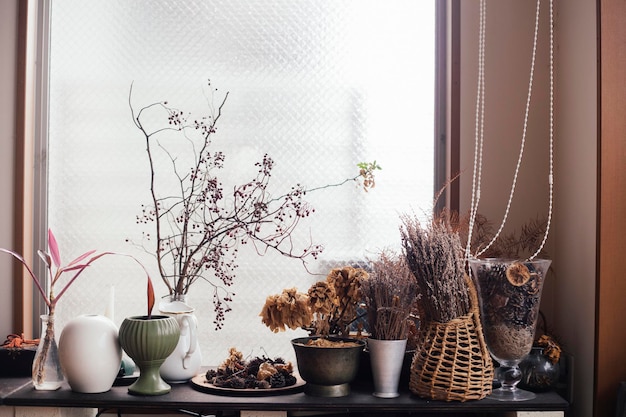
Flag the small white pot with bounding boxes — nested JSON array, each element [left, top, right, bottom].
[[59, 314, 122, 393]]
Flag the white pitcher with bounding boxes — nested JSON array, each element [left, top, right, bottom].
[[158, 296, 202, 383]]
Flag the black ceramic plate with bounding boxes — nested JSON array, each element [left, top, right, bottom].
[[190, 373, 305, 396], [113, 371, 139, 386]]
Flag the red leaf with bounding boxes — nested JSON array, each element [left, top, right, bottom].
[[147, 277, 155, 318], [48, 229, 61, 268]]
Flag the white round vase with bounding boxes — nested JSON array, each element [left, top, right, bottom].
[[58, 314, 122, 393]]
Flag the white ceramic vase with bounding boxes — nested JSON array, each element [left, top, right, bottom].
[[58, 314, 122, 393], [367, 338, 408, 398], [159, 296, 202, 383]]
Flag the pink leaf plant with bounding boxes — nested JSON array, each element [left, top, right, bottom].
[[1, 229, 155, 318], [1, 229, 156, 389]]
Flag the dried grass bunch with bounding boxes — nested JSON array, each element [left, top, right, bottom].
[[362, 251, 418, 340], [400, 214, 470, 323], [260, 266, 369, 336]]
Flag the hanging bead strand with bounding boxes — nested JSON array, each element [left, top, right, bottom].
[[465, 0, 487, 261], [468, 0, 552, 260], [529, 0, 554, 260]]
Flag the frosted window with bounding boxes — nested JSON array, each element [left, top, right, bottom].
[[46, 0, 435, 365]]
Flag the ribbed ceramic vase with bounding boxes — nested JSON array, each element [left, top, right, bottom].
[[118, 315, 180, 396], [59, 314, 122, 393]]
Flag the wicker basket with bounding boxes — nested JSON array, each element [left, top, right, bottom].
[[409, 276, 493, 401]]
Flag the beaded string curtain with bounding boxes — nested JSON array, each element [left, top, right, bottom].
[[46, 0, 435, 365]]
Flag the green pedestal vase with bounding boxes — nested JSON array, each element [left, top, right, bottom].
[[118, 315, 180, 396]]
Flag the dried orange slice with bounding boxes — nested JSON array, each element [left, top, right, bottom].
[[506, 262, 531, 286]]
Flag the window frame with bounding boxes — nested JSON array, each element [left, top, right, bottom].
[[14, 0, 456, 336]]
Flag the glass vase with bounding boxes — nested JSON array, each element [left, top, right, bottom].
[[519, 346, 560, 392], [32, 314, 65, 390], [469, 258, 551, 401]]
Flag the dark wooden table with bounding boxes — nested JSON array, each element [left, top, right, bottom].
[[0, 377, 30, 405], [1, 376, 569, 417]]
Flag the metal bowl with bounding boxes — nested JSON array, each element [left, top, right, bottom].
[[291, 336, 365, 397]]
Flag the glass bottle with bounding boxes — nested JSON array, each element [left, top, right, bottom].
[[519, 346, 560, 392], [32, 314, 65, 390]]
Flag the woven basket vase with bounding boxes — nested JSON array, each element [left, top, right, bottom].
[[409, 276, 493, 401]]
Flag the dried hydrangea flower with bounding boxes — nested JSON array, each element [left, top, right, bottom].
[[259, 287, 312, 332], [327, 266, 367, 303], [257, 362, 278, 381], [260, 265, 368, 337], [308, 281, 337, 315]]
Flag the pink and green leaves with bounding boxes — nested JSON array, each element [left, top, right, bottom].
[[2, 229, 156, 318]]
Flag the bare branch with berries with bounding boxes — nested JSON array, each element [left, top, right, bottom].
[[129, 81, 380, 330]]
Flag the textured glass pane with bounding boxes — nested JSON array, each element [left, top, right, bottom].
[[47, 0, 435, 365]]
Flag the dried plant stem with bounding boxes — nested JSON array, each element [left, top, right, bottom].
[[364, 252, 417, 340], [400, 215, 470, 323]]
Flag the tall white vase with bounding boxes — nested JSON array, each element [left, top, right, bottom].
[[58, 314, 122, 393], [367, 338, 408, 398], [159, 296, 202, 383]]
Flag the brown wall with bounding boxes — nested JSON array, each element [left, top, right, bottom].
[[458, 1, 599, 416], [596, 0, 626, 416]]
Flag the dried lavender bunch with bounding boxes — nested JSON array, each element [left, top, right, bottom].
[[400, 215, 470, 323], [363, 251, 418, 340]]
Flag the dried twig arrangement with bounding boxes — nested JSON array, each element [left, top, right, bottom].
[[363, 251, 418, 340], [129, 81, 380, 330], [400, 215, 470, 323]]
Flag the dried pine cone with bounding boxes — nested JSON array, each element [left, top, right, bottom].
[[218, 347, 244, 372]]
